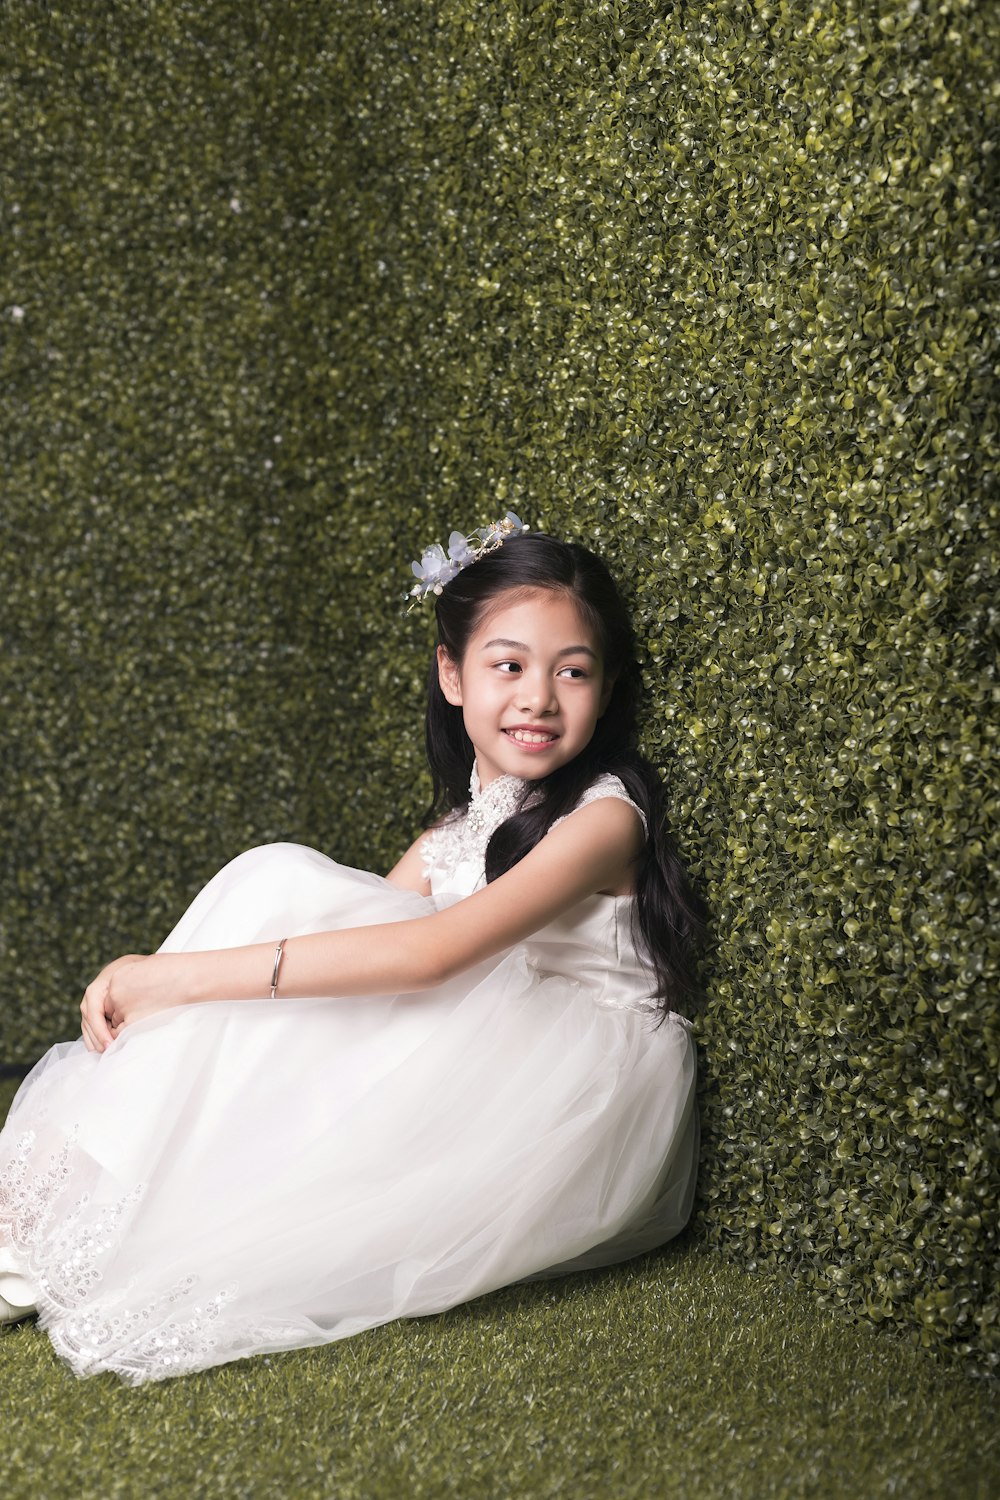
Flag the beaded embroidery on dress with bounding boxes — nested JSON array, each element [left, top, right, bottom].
[[420, 765, 534, 886], [0, 774, 697, 1385]]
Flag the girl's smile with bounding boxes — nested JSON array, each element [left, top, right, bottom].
[[437, 588, 612, 786], [502, 725, 559, 748]]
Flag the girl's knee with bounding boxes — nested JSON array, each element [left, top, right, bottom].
[[222, 843, 305, 882]]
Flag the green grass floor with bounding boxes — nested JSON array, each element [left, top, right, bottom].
[[2, 1078, 996, 1500]]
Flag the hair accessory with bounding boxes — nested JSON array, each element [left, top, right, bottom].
[[269, 938, 287, 999], [407, 511, 527, 607]]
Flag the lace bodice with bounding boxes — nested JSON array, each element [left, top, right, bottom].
[[420, 763, 647, 894]]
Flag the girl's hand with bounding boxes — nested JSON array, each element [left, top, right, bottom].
[[81, 954, 147, 1052], [106, 954, 193, 1037], [81, 953, 190, 1051]]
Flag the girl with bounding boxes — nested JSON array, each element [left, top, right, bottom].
[[0, 519, 708, 1385]]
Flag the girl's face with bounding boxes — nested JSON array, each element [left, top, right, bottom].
[[438, 588, 613, 787]]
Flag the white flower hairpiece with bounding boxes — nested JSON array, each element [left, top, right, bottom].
[[407, 510, 528, 608]]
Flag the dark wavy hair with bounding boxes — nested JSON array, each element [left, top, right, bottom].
[[424, 531, 709, 1019]]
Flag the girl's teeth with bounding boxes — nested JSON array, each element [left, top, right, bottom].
[[509, 731, 553, 744]]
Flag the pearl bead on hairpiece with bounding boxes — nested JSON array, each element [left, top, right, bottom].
[[407, 510, 528, 609]]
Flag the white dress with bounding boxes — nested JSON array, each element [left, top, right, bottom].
[[0, 767, 697, 1384]]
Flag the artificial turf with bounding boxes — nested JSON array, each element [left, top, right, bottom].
[[1, 1077, 996, 1499]]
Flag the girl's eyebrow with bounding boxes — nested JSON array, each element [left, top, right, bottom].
[[481, 638, 597, 659]]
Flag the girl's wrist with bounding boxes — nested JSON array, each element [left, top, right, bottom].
[[173, 950, 221, 1007], [180, 943, 282, 1006]]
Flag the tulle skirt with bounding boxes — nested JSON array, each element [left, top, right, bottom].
[[0, 844, 697, 1384]]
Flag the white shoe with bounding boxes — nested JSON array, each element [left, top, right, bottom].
[[0, 1289, 36, 1326], [0, 1251, 38, 1324]]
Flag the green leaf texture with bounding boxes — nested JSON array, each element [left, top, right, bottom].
[[1, 0, 996, 1369]]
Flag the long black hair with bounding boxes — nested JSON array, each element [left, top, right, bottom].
[[424, 531, 709, 1019]]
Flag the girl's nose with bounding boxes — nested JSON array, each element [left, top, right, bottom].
[[515, 673, 557, 714]]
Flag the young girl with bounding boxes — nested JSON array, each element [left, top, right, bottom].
[[0, 519, 708, 1385]]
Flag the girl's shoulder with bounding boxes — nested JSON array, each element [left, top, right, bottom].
[[420, 768, 648, 888], [551, 773, 648, 838]]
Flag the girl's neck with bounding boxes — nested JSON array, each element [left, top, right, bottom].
[[470, 759, 527, 798]]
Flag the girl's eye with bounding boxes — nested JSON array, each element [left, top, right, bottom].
[[558, 666, 588, 679], [495, 661, 522, 674]]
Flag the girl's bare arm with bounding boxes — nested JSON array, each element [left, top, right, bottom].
[[85, 799, 642, 1047]]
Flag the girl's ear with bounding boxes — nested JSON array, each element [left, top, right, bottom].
[[437, 646, 463, 706]]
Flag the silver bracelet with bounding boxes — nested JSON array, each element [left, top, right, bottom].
[[269, 938, 287, 999]]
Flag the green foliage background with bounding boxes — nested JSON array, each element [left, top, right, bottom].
[[1, 0, 996, 1368]]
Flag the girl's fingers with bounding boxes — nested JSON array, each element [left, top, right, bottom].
[[83, 1018, 103, 1052], [80, 986, 115, 1051]]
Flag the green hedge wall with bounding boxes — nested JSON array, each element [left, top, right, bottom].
[[1, 1, 996, 1370]]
